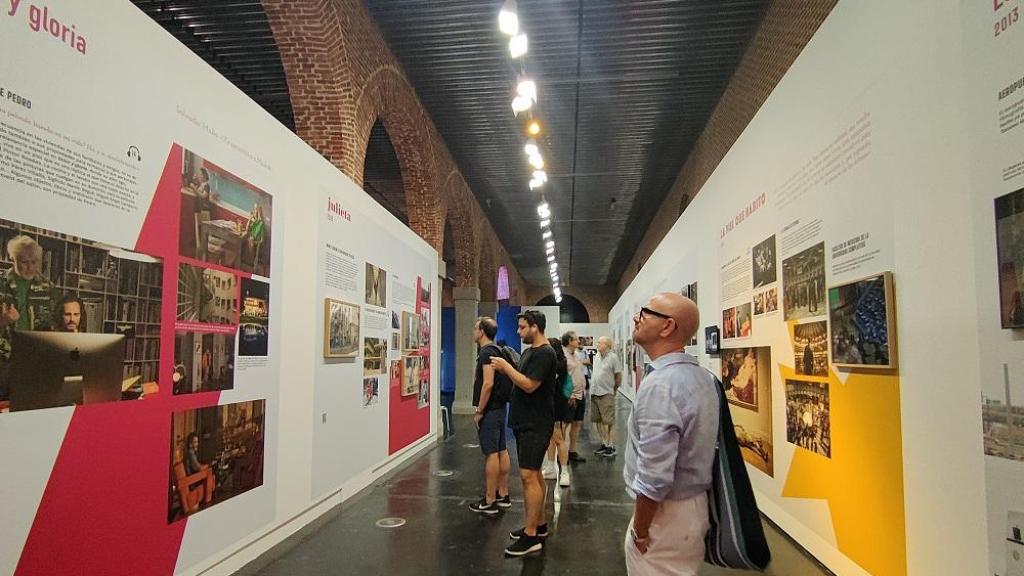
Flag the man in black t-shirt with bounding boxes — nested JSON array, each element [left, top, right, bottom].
[[490, 309, 557, 557], [468, 317, 513, 516]]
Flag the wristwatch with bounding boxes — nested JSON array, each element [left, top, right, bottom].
[[630, 527, 649, 544]]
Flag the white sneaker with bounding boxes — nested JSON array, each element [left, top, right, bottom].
[[558, 469, 570, 487], [542, 460, 557, 480]]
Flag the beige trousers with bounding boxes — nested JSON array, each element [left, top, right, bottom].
[[624, 492, 710, 576]]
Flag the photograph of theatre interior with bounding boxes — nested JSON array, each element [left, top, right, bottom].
[[828, 272, 894, 368], [239, 277, 270, 357], [0, 219, 162, 413], [169, 399, 266, 522], [783, 242, 826, 321], [174, 330, 235, 394], [179, 149, 273, 277], [792, 320, 828, 377], [786, 379, 831, 458]]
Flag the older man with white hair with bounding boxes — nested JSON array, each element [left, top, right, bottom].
[[623, 292, 719, 576], [589, 335, 621, 456], [0, 235, 58, 400]]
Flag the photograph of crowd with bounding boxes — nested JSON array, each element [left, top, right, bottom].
[[721, 346, 770, 410], [324, 298, 360, 358], [828, 272, 895, 368], [418, 373, 430, 409], [753, 287, 778, 316], [363, 376, 379, 407], [996, 188, 1024, 328], [365, 262, 387, 308], [0, 218, 164, 412], [793, 320, 829, 377], [785, 379, 831, 458], [173, 330, 235, 394], [179, 149, 272, 277], [363, 337, 386, 376], [783, 242, 826, 321], [238, 277, 269, 357], [168, 399, 265, 522], [752, 235, 777, 288], [721, 302, 752, 340], [401, 355, 421, 396], [177, 263, 238, 326]]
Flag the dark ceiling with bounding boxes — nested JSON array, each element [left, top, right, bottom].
[[133, 0, 768, 288]]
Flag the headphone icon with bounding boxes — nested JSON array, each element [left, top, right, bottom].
[[127, 146, 142, 162]]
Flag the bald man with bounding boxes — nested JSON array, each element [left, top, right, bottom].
[[622, 293, 719, 576]]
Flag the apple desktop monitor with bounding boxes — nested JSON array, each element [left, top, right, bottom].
[[9, 331, 125, 412]]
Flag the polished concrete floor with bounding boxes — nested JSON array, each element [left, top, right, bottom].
[[244, 397, 831, 576]]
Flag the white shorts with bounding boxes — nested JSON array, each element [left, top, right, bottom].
[[624, 492, 710, 576]]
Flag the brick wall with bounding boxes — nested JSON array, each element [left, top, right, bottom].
[[525, 284, 618, 323], [263, 0, 528, 302], [617, 0, 838, 293]]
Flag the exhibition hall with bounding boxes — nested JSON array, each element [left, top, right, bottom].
[[0, 1, 1017, 575]]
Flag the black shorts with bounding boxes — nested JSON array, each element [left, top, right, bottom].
[[572, 396, 586, 421], [513, 426, 551, 470], [554, 393, 574, 423], [478, 408, 507, 455]]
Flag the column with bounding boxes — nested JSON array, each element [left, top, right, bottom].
[[453, 286, 480, 414]]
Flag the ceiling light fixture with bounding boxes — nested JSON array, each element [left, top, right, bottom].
[[516, 78, 537, 104], [511, 94, 532, 115], [528, 178, 542, 190], [549, 262, 558, 270], [545, 240, 554, 249], [498, 0, 519, 35], [545, 246, 554, 255], [528, 153, 544, 170], [537, 202, 550, 218], [547, 255, 555, 262], [524, 140, 539, 156], [539, 219, 550, 228], [528, 120, 541, 135], [542, 230, 551, 239], [532, 170, 547, 183], [509, 33, 528, 58]]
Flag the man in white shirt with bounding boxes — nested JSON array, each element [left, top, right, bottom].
[[590, 336, 621, 456]]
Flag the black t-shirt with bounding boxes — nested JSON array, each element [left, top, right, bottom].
[[509, 343, 556, 430], [474, 344, 512, 412]]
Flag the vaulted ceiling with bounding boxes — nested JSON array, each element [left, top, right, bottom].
[[132, 0, 768, 287]]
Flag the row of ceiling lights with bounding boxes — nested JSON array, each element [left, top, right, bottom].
[[498, 0, 561, 302]]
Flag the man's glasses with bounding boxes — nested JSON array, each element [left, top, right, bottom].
[[636, 306, 672, 321]]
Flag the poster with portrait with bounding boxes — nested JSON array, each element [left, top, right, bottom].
[[752, 234, 777, 288], [323, 298, 359, 358], [828, 271, 896, 369], [720, 346, 770, 410], [793, 320, 829, 377]]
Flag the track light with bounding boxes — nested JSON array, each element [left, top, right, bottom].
[[532, 170, 547, 183], [549, 262, 558, 270], [545, 240, 554, 249], [529, 178, 542, 190], [545, 247, 554, 255], [547, 255, 555, 262], [528, 120, 541, 135], [516, 78, 537, 104], [524, 140, 539, 156], [542, 230, 551, 239], [509, 33, 528, 58], [539, 219, 550, 228], [537, 202, 550, 218], [511, 95, 532, 115], [528, 153, 544, 170], [498, 0, 519, 35]]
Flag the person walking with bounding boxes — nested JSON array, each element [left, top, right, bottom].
[[623, 293, 719, 576], [562, 331, 588, 464], [490, 310, 557, 557]]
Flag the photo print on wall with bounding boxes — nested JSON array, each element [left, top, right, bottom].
[[401, 355, 421, 396], [173, 330, 235, 395], [363, 377, 379, 407], [793, 320, 829, 377], [176, 263, 238, 327], [785, 379, 831, 458], [323, 298, 360, 358], [722, 347, 774, 477], [704, 326, 720, 354], [168, 399, 265, 523], [782, 241, 826, 321], [721, 303, 752, 340], [363, 337, 386, 376], [365, 262, 387, 308], [401, 311, 422, 351], [238, 277, 269, 357], [0, 217, 164, 412], [828, 271, 896, 369], [996, 187, 1024, 328], [720, 347, 770, 410], [752, 234, 777, 288], [179, 149, 272, 277], [753, 287, 778, 316]]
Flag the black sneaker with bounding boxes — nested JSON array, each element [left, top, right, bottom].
[[504, 534, 543, 556], [594, 444, 609, 454], [568, 451, 587, 463], [601, 446, 617, 457], [469, 498, 499, 516], [510, 524, 548, 540], [495, 494, 513, 509]]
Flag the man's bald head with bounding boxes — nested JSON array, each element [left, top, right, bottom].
[[632, 292, 699, 357], [650, 292, 699, 344], [597, 336, 612, 353]]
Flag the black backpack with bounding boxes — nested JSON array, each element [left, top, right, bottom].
[[548, 339, 569, 397], [483, 344, 514, 405]]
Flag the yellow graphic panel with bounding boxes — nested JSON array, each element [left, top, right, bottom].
[[781, 325, 906, 575]]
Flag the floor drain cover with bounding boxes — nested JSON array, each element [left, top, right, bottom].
[[376, 517, 406, 528], [434, 470, 455, 477], [462, 443, 480, 448]]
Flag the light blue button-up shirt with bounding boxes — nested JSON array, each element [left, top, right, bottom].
[[623, 352, 719, 502]]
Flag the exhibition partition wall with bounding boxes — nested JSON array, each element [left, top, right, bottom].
[[610, 2, 989, 575], [0, 2, 438, 576]]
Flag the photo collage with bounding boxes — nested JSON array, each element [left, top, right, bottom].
[[720, 346, 774, 476]]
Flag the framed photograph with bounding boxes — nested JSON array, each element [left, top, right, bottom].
[[363, 337, 386, 376], [827, 271, 896, 369], [402, 311, 421, 351], [362, 377, 379, 407], [792, 320, 828, 377], [782, 242, 826, 321], [720, 347, 770, 411], [401, 355, 421, 397], [323, 298, 360, 358], [704, 326, 720, 354], [753, 287, 778, 316], [996, 188, 1024, 328], [752, 235, 777, 288], [365, 262, 387, 308], [785, 379, 831, 458]]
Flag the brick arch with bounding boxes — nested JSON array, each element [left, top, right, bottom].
[[263, 0, 356, 173], [442, 170, 480, 288], [353, 66, 442, 251], [477, 236, 497, 301]]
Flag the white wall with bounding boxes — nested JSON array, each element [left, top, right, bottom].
[[610, 2, 987, 575]]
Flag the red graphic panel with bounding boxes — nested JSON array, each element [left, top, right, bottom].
[[388, 277, 431, 454]]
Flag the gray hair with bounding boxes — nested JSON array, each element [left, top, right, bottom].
[[7, 235, 41, 261]]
